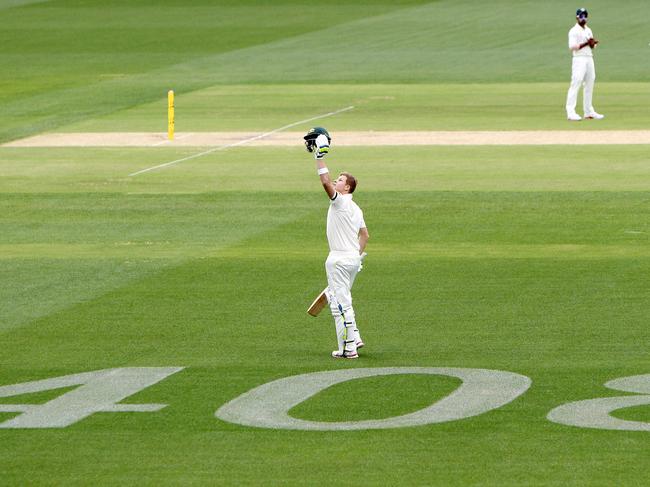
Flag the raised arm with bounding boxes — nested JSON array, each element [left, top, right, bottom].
[[316, 157, 336, 199], [304, 128, 335, 199]]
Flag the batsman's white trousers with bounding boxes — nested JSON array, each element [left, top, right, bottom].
[[566, 56, 596, 115], [325, 252, 360, 311], [325, 251, 362, 351]]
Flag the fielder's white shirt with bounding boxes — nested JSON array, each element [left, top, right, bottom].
[[568, 24, 594, 57], [327, 192, 366, 254]]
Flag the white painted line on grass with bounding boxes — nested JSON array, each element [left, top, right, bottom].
[[128, 105, 355, 177]]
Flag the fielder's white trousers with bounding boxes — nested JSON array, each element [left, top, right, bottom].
[[566, 56, 596, 116], [325, 251, 362, 353]]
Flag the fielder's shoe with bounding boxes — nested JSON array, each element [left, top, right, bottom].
[[567, 113, 582, 121], [332, 350, 359, 359], [584, 112, 605, 120], [356, 340, 365, 349]]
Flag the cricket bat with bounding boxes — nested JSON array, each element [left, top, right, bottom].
[[307, 287, 329, 317]]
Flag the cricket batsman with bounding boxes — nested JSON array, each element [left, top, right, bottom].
[[304, 127, 369, 359]]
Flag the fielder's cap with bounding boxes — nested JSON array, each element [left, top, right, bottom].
[[304, 126, 331, 141], [576, 8, 588, 17]]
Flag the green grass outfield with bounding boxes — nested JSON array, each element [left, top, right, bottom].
[[3, 147, 650, 485], [2, 0, 650, 485]]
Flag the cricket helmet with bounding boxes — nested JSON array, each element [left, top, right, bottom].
[[303, 126, 331, 143]]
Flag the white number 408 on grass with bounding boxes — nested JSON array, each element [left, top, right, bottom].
[[0, 367, 649, 431]]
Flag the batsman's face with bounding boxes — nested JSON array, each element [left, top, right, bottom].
[[335, 174, 350, 194]]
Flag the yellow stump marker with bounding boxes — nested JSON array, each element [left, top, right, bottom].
[[167, 90, 175, 140]]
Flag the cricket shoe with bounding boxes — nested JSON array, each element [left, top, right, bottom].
[[567, 113, 582, 121], [356, 340, 365, 349], [332, 350, 359, 359], [584, 112, 604, 120]]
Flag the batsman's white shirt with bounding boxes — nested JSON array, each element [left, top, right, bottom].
[[325, 191, 365, 319], [327, 192, 366, 255], [568, 24, 594, 57]]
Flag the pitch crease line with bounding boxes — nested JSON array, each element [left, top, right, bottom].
[[152, 132, 193, 147], [128, 105, 354, 177]]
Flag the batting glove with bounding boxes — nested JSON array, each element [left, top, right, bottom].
[[314, 134, 330, 160]]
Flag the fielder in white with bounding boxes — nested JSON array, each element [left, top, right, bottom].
[[304, 127, 369, 359], [566, 7, 604, 121]]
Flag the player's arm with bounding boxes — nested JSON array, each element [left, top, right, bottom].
[[316, 157, 336, 199], [307, 133, 336, 199], [576, 38, 597, 49], [571, 39, 593, 50], [571, 38, 596, 50], [569, 33, 592, 51], [304, 129, 335, 199], [358, 227, 369, 254], [572, 40, 592, 50]]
